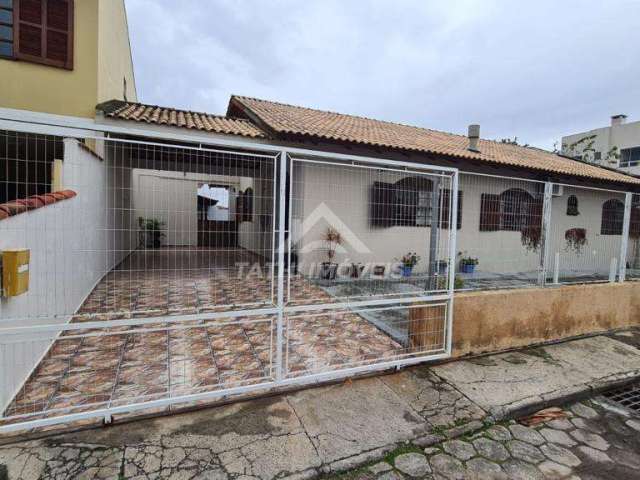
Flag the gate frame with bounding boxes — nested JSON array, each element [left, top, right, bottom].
[[0, 110, 458, 433]]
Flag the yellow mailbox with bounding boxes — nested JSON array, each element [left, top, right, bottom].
[[2, 249, 30, 297]]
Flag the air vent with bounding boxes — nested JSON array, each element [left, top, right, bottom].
[[602, 382, 640, 412], [551, 184, 564, 197]]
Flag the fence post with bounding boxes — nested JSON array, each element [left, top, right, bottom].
[[618, 192, 632, 282], [427, 177, 441, 290], [275, 150, 288, 381], [538, 182, 553, 286]]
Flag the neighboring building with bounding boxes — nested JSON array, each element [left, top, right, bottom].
[[561, 115, 640, 174], [0, 0, 137, 118]]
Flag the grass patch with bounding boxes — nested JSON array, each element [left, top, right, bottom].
[[383, 443, 424, 465]]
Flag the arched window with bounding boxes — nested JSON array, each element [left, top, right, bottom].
[[566, 195, 579, 216], [480, 188, 539, 232], [601, 199, 625, 235], [243, 187, 253, 221], [500, 188, 534, 231], [393, 176, 433, 226]]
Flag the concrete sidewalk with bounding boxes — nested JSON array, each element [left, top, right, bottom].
[[1, 329, 639, 480]]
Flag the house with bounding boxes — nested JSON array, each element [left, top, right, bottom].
[[97, 97, 640, 286], [562, 114, 640, 174], [2, 1, 640, 433]]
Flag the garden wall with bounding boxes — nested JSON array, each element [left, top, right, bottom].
[[451, 282, 640, 357]]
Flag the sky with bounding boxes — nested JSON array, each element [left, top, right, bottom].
[[125, 0, 640, 151]]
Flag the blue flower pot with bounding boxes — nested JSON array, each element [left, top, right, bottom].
[[461, 263, 475, 274], [401, 265, 413, 277]]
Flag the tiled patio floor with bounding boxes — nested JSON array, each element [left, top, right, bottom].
[[3, 248, 403, 424]]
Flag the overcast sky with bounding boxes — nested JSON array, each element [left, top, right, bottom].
[[125, 0, 640, 151]]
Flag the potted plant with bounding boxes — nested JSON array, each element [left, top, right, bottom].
[[564, 228, 587, 254], [320, 227, 342, 280], [459, 256, 478, 274], [398, 252, 420, 277], [350, 262, 365, 279], [138, 217, 166, 249]]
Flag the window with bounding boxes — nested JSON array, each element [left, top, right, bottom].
[[479, 188, 541, 232], [601, 198, 625, 235], [370, 177, 462, 229], [620, 147, 640, 168], [0, 0, 74, 69], [500, 188, 534, 231], [566, 195, 579, 216]]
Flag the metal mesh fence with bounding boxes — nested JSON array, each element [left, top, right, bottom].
[[546, 184, 625, 284], [288, 158, 455, 305], [455, 173, 545, 290], [0, 314, 276, 425], [284, 302, 448, 379]]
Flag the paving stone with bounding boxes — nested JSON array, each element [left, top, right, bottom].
[[538, 460, 572, 478], [465, 457, 507, 480], [369, 462, 393, 474], [570, 429, 610, 451], [577, 446, 612, 463], [377, 471, 404, 480], [442, 440, 475, 461], [571, 417, 605, 434], [423, 447, 440, 456], [540, 444, 581, 467], [626, 419, 640, 432], [545, 418, 574, 431], [506, 440, 545, 464], [502, 460, 544, 480], [428, 454, 465, 480], [509, 425, 545, 446], [570, 403, 599, 419], [539, 428, 577, 447], [394, 453, 430, 478], [486, 425, 512, 442], [472, 438, 510, 462], [608, 448, 640, 470]]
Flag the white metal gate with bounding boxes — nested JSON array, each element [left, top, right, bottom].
[[0, 120, 457, 434]]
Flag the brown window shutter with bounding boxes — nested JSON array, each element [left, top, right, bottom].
[[370, 181, 395, 227], [479, 193, 500, 231], [16, 0, 43, 57], [15, 0, 73, 69], [45, 0, 72, 67], [439, 190, 463, 230], [440, 189, 450, 229]]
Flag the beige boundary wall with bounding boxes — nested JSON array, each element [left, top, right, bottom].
[[451, 282, 640, 357]]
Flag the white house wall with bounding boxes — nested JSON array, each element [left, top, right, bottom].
[[292, 162, 628, 279], [0, 139, 135, 409], [130, 169, 241, 247]]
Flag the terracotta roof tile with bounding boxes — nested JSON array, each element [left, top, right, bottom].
[[0, 190, 77, 221], [97, 100, 266, 139], [231, 96, 640, 186]]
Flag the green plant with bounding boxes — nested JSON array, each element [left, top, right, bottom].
[[398, 252, 421, 268], [565, 228, 587, 254], [138, 217, 166, 233], [521, 225, 541, 252], [459, 256, 478, 266], [138, 217, 166, 248]]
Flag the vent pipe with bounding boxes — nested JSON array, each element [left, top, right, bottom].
[[468, 124, 480, 152], [611, 114, 627, 127]]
